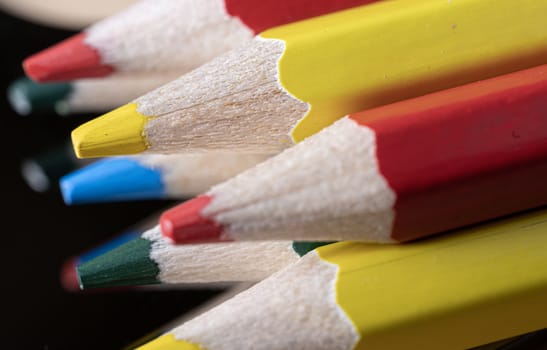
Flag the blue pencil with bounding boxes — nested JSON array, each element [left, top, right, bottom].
[[60, 153, 271, 205]]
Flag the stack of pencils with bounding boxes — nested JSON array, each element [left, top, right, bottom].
[[18, 0, 547, 349]]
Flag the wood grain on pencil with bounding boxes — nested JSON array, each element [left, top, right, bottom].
[[76, 225, 330, 289], [159, 65, 547, 243], [71, 0, 547, 157], [138, 208, 547, 350], [22, 0, 378, 81]]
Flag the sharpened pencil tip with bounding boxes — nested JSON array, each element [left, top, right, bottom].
[[160, 195, 224, 244], [77, 237, 160, 289], [136, 334, 203, 350], [22, 33, 113, 82], [60, 157, 165, 205], [71, 103, 152, 158]]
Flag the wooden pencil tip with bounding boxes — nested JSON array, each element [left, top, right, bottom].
[[71, 103, 151, 158], [160, 195, 225, 244], [22, 33, 113, 82]]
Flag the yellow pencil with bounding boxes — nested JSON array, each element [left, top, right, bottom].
[[136, 207, 547, 350], [72, 0, 547, 157]]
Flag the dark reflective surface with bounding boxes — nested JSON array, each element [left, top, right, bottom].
[[0, 10, 222, 349]]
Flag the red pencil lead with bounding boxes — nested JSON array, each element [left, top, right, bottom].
[[22, 33, 113, 82], [160, 195, 225, 244], [59, 258, 81, 292]]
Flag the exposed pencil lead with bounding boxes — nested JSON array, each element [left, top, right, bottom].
[[60, 157, 165, 205], [77, 237, 160, 289], [72, 103, 151, 158], [23, 33, 113, 82], [160, 196, 224, 244]]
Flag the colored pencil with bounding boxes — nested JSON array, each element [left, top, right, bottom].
[[20, 140, 92, 193], [76, 224, 330, 289], [22, 0, 379, 82], [136, 207, 547, 350], [59, 153, 271, 205], [158, 64, 547, 244], [59, 212, 231, 292], [70, 0, 547, 158], [7, 73, 177, 116]]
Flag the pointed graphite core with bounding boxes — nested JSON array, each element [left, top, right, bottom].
[[71, 103, 152, 158], [22, 33, 113, 82], [76, 237, 160, 289], [7, 76, 73, 116], [60, 157, 165, 205], [160, 195, 224, 244]]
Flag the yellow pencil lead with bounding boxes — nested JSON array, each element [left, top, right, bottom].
[[71, 103, 152, 158]]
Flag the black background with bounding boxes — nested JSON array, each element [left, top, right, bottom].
[[0, 8, 223, 350]]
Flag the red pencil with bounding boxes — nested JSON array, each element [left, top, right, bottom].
[[22, 0, 378, 82], [160, 64, 547, 244]]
